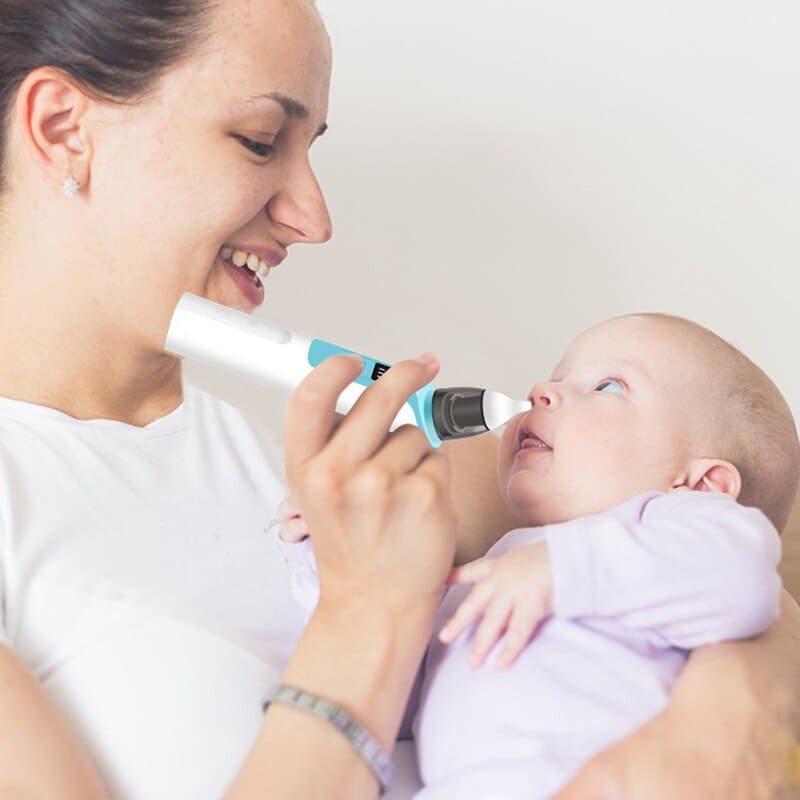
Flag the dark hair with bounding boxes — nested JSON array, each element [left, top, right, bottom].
[[0, 0, 214, 194]]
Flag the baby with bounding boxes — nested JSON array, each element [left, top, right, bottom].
[[278, 312, 800, 800]]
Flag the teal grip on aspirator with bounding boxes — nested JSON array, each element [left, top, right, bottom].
[[308, 338, 442, 448]]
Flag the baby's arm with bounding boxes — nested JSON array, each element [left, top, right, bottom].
[[442, 491, 781, 664], [548, 491, 782, 648]]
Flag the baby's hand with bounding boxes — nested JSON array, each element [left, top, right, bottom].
[[439, 541, 553, 669], [276, 495, 310, 543]]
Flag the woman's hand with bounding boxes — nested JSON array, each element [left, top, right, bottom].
[[552, 709, 726, 800], [283, 352, 458, 618], [554, 707, 795, 800]]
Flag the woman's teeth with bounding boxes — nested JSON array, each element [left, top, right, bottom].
[[220, 246, 271, 281]]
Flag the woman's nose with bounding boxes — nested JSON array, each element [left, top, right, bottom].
[[528, 381, 562, 409], [267, 157, 333, 244]]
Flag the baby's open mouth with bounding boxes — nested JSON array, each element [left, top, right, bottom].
[[220, 246, 271, 288], [519, 430, 552, 451]]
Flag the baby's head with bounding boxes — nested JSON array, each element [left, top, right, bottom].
[[498, 313, 800, 530]]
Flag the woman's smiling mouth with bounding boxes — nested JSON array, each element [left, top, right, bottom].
[[217, 244, 286, 309], [220, 244, 284, 284]]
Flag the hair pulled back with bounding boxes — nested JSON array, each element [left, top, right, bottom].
[[0, 0, 214, 193]]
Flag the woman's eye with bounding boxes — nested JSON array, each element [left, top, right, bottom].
[[234, 135, 275, 158], [594, 378, 625, 395]]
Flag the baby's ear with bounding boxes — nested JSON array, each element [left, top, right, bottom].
[[675, 458, 742, 500]]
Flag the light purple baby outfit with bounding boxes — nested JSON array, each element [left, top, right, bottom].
[[280, 490, 781, 800]]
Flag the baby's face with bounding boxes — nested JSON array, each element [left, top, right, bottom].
[[498, 316, 705, 526]]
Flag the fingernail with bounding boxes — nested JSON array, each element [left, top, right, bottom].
[[415, 352, 437, 366]]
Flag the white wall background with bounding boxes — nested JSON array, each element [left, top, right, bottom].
[[187, 0, 800, 442]]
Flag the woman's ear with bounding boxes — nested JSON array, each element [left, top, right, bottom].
[[14, 67, 93, 193], [673, 458, 742, 500]]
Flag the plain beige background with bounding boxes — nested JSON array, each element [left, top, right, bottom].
[[183, 2, 800, 593]]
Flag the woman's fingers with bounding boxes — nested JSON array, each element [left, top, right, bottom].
[[370, 423, 434, 474], [285, 353, 439, 486], [284, 354, 365, 481], [324, 354, 439, 465]]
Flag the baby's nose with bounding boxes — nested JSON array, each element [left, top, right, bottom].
[[529, 381, 561, 408]]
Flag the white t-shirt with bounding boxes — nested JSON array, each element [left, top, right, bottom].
[[0, 383, 305, 799]]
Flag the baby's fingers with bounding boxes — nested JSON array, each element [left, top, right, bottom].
[[279, 517, 310, 543], [493, 604, 546, 669], [439, 584, 493, 644], [276, 495, 301, 524], [469, 598, 513, 668], [446, 557, 493, 586]]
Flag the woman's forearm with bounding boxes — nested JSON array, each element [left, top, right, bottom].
[[554, 590, 800, 800], [225, 599, 436, 800], [678, 589, 800, 728], [0, 646, 109, 800], [669, 589, 800, 793]]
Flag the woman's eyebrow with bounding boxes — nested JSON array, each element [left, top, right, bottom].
[[255, 91, 309, 119], [241, 92, 328, 137]]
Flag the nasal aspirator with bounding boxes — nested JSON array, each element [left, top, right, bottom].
[[165, 293, 531, 448]]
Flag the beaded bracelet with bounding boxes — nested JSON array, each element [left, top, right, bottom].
[[263, 684, 395, 794]]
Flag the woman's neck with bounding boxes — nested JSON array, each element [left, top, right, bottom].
[[0, 268, 183, 427], [0, 336, 184, 426]]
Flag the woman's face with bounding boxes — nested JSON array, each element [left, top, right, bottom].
[[79, 0, 332, 347]]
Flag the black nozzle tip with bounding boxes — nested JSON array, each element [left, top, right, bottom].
[[432, 387, 488, 441]]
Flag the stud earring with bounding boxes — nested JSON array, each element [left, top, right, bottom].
[[63, 175, 80, 198]]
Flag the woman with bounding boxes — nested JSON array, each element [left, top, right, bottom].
[[0, 1, 796, 798]]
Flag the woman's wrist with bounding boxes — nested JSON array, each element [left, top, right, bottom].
[[263, 684, 395, 793], [227, 599, 437, 800], [281, 597, 437, 750]]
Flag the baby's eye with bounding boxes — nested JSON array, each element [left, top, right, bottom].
[[594, 378, 625, 395]]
